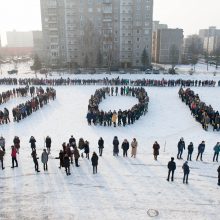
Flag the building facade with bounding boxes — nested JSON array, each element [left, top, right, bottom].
[[40, 0, 153, 68], [6, 31, 33, 48], [152, 28, 183, 64]]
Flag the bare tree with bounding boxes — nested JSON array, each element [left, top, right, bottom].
[[169, 44, 180, 70]]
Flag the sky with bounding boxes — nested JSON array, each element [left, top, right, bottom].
[[0, 0, 220, 45]]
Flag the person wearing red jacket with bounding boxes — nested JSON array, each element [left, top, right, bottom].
[[11, 145, 18, 168]]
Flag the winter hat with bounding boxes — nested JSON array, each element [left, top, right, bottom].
[[171, 157, 174, 161]]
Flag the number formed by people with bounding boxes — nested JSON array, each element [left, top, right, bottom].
[[86, 86, 149, 127], [0, 86, 56, 125], [178, 87, 220, 131]]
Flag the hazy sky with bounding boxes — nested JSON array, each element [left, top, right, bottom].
[[0, 0, 220, 45]]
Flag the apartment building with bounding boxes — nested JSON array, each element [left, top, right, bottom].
[[40, 0, 153, 68]]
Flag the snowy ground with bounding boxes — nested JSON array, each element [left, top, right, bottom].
[[0, 73, 220, 219]]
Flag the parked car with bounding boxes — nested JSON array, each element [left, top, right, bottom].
[[8, 69, 18, 74], [145, 69, 152, 74], [152, 69, 160, 74]]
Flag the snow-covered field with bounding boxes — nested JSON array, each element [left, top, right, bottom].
[[0, 72, 220, 219]]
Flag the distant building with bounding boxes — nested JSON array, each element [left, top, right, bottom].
[[199, 26, 220, 53], [6, 30, 33, 48], [40, 0, 153, 68], [32, 31, 43, 60], [153, 21, 168, 32], [152, 28, 183, 64], [182, 35, 203, 63]]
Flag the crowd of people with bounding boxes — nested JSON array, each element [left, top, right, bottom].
[[0, 87, 56, 124], [0, 135, 219, 185], [179, 87, 220, 131], [86, 86, 149, 127], [0, 77, 219, 87], [0, 87, 29, 105], [11, 87, 56, 123]]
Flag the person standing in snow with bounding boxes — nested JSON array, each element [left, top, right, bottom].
[[182, 161, 190, 184], [121, 139, 129, 157], [91, 152, 99, 174], [98, 137, 104, 156], [41, 149, 48, 171], [63, 154, 71, 176], [78, 138, 85, 158], [13, 136, 20, 154], [29, 136, 36, 151], [167, 157, 176, 182], [84, 140, 90, 160], [69, 135, 76, 147], [0, 136, 5, 152], [218, 166, 220, 186], [11, 145, 18, 168], [113, 136, 119, 156], [153, 141, 160, 160], [187, 142, 194, 161], [131, 138, 138, 158], [45, 136, 52, 155], [177, 138, 185, 159], [58, 150, 64, 169], [73, 147, 80, 167], [213, 142, 220, 162], [31, 149, 40, 172], [196, 141, 205, 161], [0, 147, 5, 170]]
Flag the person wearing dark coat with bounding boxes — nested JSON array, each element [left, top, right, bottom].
[[177, 138, 185, 159], [58, 150, 64, 168], [153, 141, 160, 160], [31, 149, 40, 172], [113, 136, 119, 156], [84, 141, 90, 159], [187, 142, 194, 161], [98, 137, 104, 156], [69, 135, 76, 147], [167, 157, 176, 181], [0, 147, 5, 170], [196, 141, 205, 161], [182, 161, 190, 184], [121, 139, 129, 157], [63, 154, 71, 176], [213, 142, 220, 162], [73, 147, 80, 167], [29, 136, 36, 151], [218, 166, 220, 186], [45, 136, 52, 155], [91, 152, 99, 174]]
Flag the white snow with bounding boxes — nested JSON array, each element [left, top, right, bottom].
[[0, 70, 220, 219]]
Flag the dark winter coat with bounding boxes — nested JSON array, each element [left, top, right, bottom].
[[63, 155, 70, 168], [182, 162, 190, 174], [121, 142, 129, 151], [84, 143, 90, 154], [198, 143, 205, 153], [153, 143, 160, 156], [213, 144, 220, 153], [0, 149, 5, 160], [188, 143, 194, 154], [91, 154, 99, 166], [98, 139, 104, 149], [218, 166, 220, 178], [31, 151, 38, 163], [29, 137, 36, 148], [45, 137, 51, 148], [168, 161, 176, 171], [73, 148, 80, 159], [178, 140, 185, 150], [113, 139, 119, 153]]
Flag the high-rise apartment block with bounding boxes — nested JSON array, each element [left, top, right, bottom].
[[40, 0, 153, 68]]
